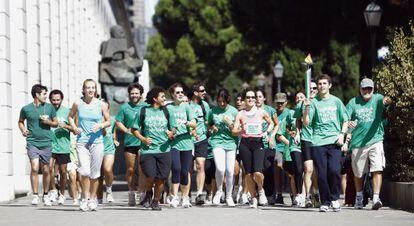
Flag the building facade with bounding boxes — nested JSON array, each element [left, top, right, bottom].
[[0, 0, 116, 201]]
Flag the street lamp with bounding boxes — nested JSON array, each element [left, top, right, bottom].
[[242, 82, 249, 90], [273, 60, 284, 93], [256, 73, 266, 89], [364, 1, 382, 76]]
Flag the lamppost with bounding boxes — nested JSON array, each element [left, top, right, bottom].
[[242, 82, 249, 90], [364, 1, 383, 76], [256, 73, 266, 90], [273, 60, 284, 93]]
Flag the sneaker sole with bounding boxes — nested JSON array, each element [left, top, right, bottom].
[[372, 202, 383, 210]]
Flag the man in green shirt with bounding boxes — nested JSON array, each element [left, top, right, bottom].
[[345, 78, 392, 210], [115, 83, 146, 206], [131, 87, 175, 211], [18, 84, 58, 206], [303, 74, 349, 212], [48, 89, 73, 205]]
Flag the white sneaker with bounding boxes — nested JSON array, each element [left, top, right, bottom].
[[73, 198, 79, 205], [205, 194, 213, 205], [212, 191, 222, 205], [170, 195, 180, 208], [258, 189, 268, 206], [79, 199, 89, 212], [293, 194, 305, 207], [355, 195, 363, 209], [239, 193, 249, 204], [319, 205, 329, 212], [331, 200, 341, 212], [31, 195, 40, 205], [249, 197, 258, 209], [106, 192, 115, 203], [182, 196, 192, 208], [58, 194, 66, 205], [372, 199, 383, 210], [226, 197, 235, 207], [88, 199, 98, 211], [43, 195, 52, 206], [128, 191, 136, 206], [49, 190, 58, 203]]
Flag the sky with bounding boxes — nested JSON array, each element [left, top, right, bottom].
[[145, 0, 158, 25]]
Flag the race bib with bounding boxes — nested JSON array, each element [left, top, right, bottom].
[[245, 123, 261, 135]]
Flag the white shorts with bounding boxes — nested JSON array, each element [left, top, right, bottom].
[[351, 141, 385, 178], [76, 143, 104, 179], [66, 162, 78, 172]]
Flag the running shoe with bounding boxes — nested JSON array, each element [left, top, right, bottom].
[[73, 198, 79, 205], [195, 193, 205, 205], [88, 199, 98, 211], [43, 194, 52, 207], [151, 200, 162, 211], [305, 196, 313, 208], [106, 192, 115, 203], [372, 199, 383, 210], [239, 193, 249, 205], [319, 205, 329, 212], [182, 196, 192, 208], [312, 193, 321, 207], [275, 194, 284, 205], [79, 199, 89, 212], [212, 191, 222, 205], [205, 193, 213, 205], [355, 195, 364, 209], [170, 196, 180, 208], [49, 190, 58, 203], [58, 194, 66, 205], [226, 197, 236, 207], [142, 191, 153, 208], [249, 197, 258, 209], [128, 191, 136, 206], [31, 195, 40, 205], [331, 200, 341, 212], [258, 189, 268, 206]]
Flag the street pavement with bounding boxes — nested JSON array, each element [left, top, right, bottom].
[[1, 189, 413, 226]]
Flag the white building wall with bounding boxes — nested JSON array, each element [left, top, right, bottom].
[[0, 0, 116, 202]]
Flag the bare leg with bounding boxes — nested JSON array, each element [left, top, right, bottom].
[[303, 160, 313, 196], [42, 163, 51, 194], [58, 164, 68, 195], [90, 178, 100, 199], [80, 176, 90, 199], [124, 152, 137, 191], [195, 157, 206, 194], [30, 159, 40, 194], [253, 172, 264, 191]]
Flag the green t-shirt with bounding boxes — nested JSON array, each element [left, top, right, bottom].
[[103, 116, 116, 153], [132, 106, 171, 155], [167, 102, 195, 151], [262, 105, 276, 149], [309, 95, 349, 146], [51, 107, 71, 154], [346, 94, 385, 149], [276, 108, 292, 152], [277, 118, 301, 162], [20, 102, 57, 149], [190, 100, 210, 143], [116, 102, 147, 147], [293, 102, 313, 142], [208, 105, 238, 150]]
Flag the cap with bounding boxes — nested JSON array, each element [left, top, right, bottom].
[[360, 78, 374, 88], [274, 93, 287, 103]]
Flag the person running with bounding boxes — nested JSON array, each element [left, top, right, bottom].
[[68, 79, 111, 211], [115, 83, 147, 206], [131, 87, 174, 211], [204, 143, 216, 205], [303, 74, 349, 212], [345, 78, 392, 210], [167, 83, 197, 208], [48, 89, 73, 205], [273, 92, 291, 204], [189, 82, 211, 205], [19, 84, 58, 206], [256, 89, 279, 204], [208, 88, 239, 207], [98, 99, 118, 204], [233, 88, 274, 208], [294, 82, 320, 207]]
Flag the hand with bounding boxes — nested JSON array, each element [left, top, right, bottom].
[[40, 118, 51, 125], [336, 133, 345, 146], [91, 123, 102, 133], [383, 96, 392, 105], [73, 127, 82, 135], [58, 122, 67, 129], [303, 99, 311, 106], [114, 140, 120, 147], [341, 143, 349, 152], [269, 138, 275, 149], [223, 115, 232, 126], [190, 129, 199, 141], [294, 133, 301, 145], [143, 137, 152, 146], [211, 125, 219, 133], [21, 129, 30, 137], [345, 134, 352, 143], [166, 128, 176, 140], [126, 128, 133, 135], [348, 121, 357, 129]]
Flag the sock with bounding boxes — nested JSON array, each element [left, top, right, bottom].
[[33, 193, 38, 196], [373, 193, 379, 201], [356, 191, 363, 197], [44, 192, 48, 196], [106, 186, 112, 193]]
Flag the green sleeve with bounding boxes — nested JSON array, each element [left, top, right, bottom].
[[186, 103, 195, 121], [207, 108, 213, 126], [338, 99, 349, 122], [345, 99, 354, 121], [19, 107, 26, 120], [203, 101, 211, 121], [131, 112, 140, 130], [115, 105, 125, 122], [50, 105, 57, 118]]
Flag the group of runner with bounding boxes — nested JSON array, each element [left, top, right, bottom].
[[19, 74, 391, 212]]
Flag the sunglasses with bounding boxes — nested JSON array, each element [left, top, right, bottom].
[[245, 96, 256, 99], [198, 89, 206, 93], [175, 91, 184, 94], [311, 87, 317, 90]]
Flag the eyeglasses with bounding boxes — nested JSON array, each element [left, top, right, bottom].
[[311, 87, 317, 90], [175, 91, 184, 94], [276, 102, 284, 105], [245, 96, 256, 99], [198, 89, 206, 93]]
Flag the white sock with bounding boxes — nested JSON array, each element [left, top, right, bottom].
[[373, 193, 379, 201], [106, 186, 112, 193], [356, 191, 363, 197]]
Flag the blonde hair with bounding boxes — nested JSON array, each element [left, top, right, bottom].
[[82, 79, 98, 97]]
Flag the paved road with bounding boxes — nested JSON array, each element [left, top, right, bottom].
[[1, 191, 413, 226]]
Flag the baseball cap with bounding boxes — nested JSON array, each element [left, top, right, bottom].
[[360, 78, 374, 88], [274, 93, 287, 103]]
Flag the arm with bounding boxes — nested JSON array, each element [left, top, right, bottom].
[[276, 134, 290, 146], [131, 128, 151, 146], [185, 119, 197, 129], [231, 112, 242, 136], [263, 112, 274, 133], [113, 127, 120, 146], [18, 118, 29, 137], [302, 99, 311, 126], [115, 121, 132, 134], [68, 102, 81, 135]]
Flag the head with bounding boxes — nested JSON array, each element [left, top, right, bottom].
[[255, 89, 266, 107], [128, 83, 144, 104], [110, 25, 125, 38], [82, 79, 98, 99], [192, 82, 207, 100], [274, 92, 287, 112], [146, 87, 166, 107], [310, 81, 318, 99], [49, 89, 64, 109], [243, 88, 256, 109], [169, 83, 185, 103], [316, 74, 332, 96], [31, 84, 48, 103], [295, 92, 305, 104], [216, 88, 231, 109], [235, 92, 245, 111], [359, 78, 374, 100]]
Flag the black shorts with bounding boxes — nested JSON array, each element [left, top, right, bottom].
[[52, 153, 71, 165], [194, 139, 208, 158], [239, 137, 265, 174], [124, 146, 140, 155], [283, 161, 295, 175], [204, 158, 216, 184], [263, 148, 275, 170], [140, 152, 171, 180], [301, 140, 313, 161]]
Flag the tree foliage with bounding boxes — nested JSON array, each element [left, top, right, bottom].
[[375, 22, 414, 182]]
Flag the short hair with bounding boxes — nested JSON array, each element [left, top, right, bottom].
[[146, 86, 165, 105], [127, 83, 144, 95], [49, 89, 64, 100], [31, 84, 47, 98], [255, 88, 266, 99], [216, 88, 231, 103], [168, 83, 184, 96], [316, 74, 332, 84], [242, 88, 255, 100]]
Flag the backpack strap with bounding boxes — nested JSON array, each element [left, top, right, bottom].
[[139, 106, 147, 134], [162, 104, 171, 131]]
